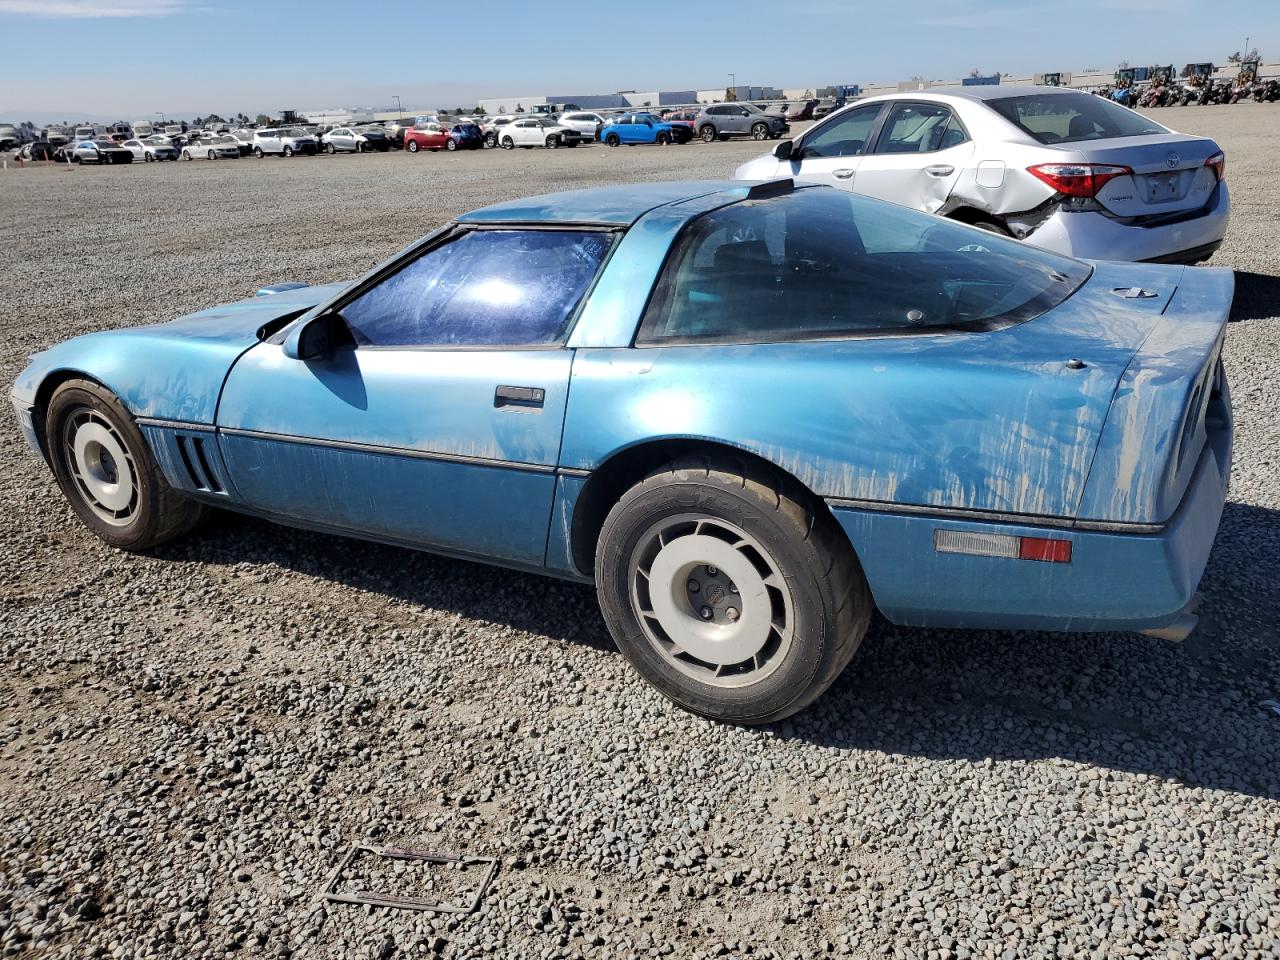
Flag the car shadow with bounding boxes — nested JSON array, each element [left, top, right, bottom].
[[161, 500, 1280, 800], [1230, 271, 1280, 322]]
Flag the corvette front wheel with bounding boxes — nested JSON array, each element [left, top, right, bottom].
[[46, 380, 205, 551], [595, 456, 871, 724]]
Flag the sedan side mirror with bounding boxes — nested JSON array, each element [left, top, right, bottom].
[[771, 139, 795, 161], [282, 311, 342, 361]]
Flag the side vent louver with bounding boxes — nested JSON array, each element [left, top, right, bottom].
[[175, 434, 224, 494]]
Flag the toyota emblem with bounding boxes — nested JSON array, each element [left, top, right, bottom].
[[1166, 153, 1180, 168]]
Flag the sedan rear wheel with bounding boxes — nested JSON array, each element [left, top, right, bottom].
[[283, 146, 293, 158], [501, 136, 514, 150], [546, 135, 559, 149], [326, 143, 336, 154], [253, 147, 263, 158], [46, 379, 205, 551], [207, 149, 215, 160], [182, 150, 191, 161], [596, 456, 871, 724]]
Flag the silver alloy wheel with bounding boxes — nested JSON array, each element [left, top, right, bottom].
[[628, 514, 795, 688], [62, 407, 138, 526]]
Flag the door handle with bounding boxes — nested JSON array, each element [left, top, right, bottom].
[[832, 168, 855, 179], [925, 164, 955, 177], [494, 385, 545, 410]]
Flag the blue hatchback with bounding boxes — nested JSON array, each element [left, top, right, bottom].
[[599, 112, 689, 146]]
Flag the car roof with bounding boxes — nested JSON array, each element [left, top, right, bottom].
[[458, 180, 753, 226]]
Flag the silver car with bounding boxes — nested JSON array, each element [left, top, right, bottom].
[[734, 86, 1228, 264], [181, 135, 240, 160], [121, 137, 177, 162]]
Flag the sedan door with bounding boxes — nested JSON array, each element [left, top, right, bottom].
[[851, 102, 974, 213], [784, 102, 887, 190], [215, 227, 617, 567]]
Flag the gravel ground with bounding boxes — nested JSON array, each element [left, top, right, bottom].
[[1, 105, 1278, 960]]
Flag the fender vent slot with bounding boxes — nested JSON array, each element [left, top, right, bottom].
[[176, 434, 224, 494]]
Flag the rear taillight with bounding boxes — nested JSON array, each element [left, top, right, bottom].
[[1204, 150, 1225, 181], [1027, 163, 1133, 198], [933, 529, 1072, 564]]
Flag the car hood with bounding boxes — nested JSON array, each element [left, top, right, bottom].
[[11, 283, 344, 423]]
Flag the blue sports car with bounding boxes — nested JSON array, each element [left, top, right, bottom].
[[11, 180, 1233, 723]]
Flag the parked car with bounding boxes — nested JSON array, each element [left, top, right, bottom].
[[812, 98, 846, 119], [354, 126, 392, 151], [445, 123, 485, 150], [661, 110, 699, 133], [182, 135, 240, 160], [481, 115, 520, 148], [403, 122, 451, 153], [73, 126, 98, 142], [71, 139, 133, 164], [121, 137, 177, 162], [499, 117, 585, 149], [322, 126, 376, 153], [17, 140, 56, 161], [0, 124, 19, 150], [11, 179, 1233, 724], [600, 112, 690, 146], [734, 86, 1230, 263], [226, 129, 256, 155], [557, 111, 609, 139], [251, 128, 317, 157], [786, 99, 819, 121], [695, 103, 790, 142]]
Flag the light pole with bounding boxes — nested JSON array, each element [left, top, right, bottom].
[[394, 95, 403, 117], [156, 111, 166, 124], [729, 73, 736, 96]]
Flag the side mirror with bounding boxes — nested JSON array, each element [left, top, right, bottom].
[[282, 311, 341, 361], [771, 139, 795, 161]]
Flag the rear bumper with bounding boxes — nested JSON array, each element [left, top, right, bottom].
[[1022, 181, 1229, 262], [829, 399, 1232, 635]]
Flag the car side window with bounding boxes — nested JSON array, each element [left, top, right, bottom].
[[340, 230, 614, 349], [798, 104, 883, 159], [874, 103, 964, 154]]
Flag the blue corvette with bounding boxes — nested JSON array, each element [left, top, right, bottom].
[[11, 180, 1232, 723]]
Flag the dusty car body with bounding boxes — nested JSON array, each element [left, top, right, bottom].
[[734, 86, 1229, 264], [11, 180, 1233, 723]]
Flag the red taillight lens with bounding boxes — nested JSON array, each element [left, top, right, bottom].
[[1018, 536, 1073, 563], [1204, 150, 1225, 181], [1027, 163, 1133, 198]]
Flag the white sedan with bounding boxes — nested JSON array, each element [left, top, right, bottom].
[[498, 118, 586, 150], [121, 137, 177, 162], [734, 86, 1228, 264]]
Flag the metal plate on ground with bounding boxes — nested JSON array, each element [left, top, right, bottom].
[[319, 845, 498, 914]]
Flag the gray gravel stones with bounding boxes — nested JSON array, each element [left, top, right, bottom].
[[1, 105, 1278, 959]]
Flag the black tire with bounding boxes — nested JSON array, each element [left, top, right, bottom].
[[751, 123, 769, 141], [407, 140, 419, 153], [446, 138, 457, 151], [182, 150, 191, 161], [45, 379, 205, 551], [605, 132, 620, 147], [501, 136, 514, 150], [484, 132, 497, 148], [595, 455, 872, 724], [326, 143, 336, 154], [253, 147, 263, 158], [207, 149, 215, 160], [545, 135, 559, 149], [699, 124, 716, 143], [656, 131, 671, 146], [283, 146, 293, 157], [969, 219, 1012, 237]]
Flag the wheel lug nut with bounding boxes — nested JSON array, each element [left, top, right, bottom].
[[726, 607, 739, 622], [699, 606, 713, 620], [706, 565, 718, 576], [688, 579, 700, 593]]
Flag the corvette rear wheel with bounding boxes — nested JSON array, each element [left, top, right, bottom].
[[46, 380, 205, 551], [596, 456, 871, 724]]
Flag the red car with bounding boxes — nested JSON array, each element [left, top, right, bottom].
[[403, 123, 450, 153], [662, 110, 698, 133]]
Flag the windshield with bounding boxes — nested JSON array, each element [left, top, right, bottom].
[[283, 127, 308, 137], [987, 92, 1168, 144], [739, 103, 764, 114], [638, 186, 1091, 345]]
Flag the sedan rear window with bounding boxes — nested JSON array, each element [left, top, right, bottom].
[[637, 187, 1090, 346], [987, 92, 1168, 144]]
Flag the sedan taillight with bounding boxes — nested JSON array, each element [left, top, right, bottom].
[[1027, 163, 1133, 198], [1204, 150, 1225, 181]]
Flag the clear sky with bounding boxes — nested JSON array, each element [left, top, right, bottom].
[[1, 0, 1275, 121]]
